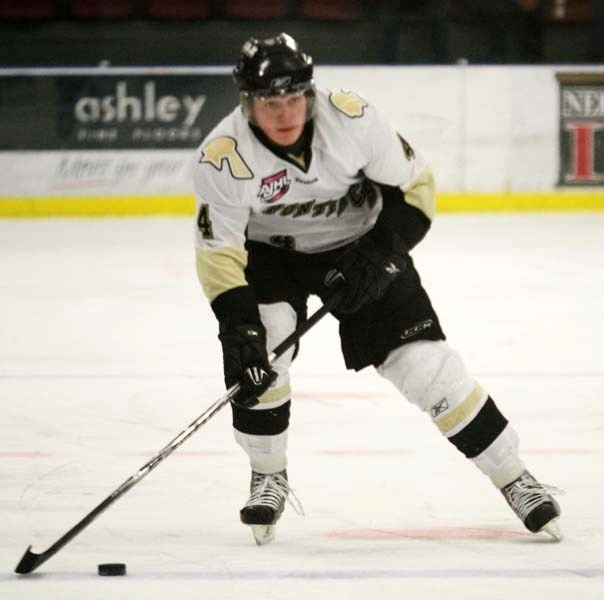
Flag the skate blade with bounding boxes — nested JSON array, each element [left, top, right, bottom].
[[541, 518, 563, 542], [250, 524, 276, 546]]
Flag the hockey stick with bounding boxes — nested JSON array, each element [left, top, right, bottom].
[[15, 290, 342, 575]]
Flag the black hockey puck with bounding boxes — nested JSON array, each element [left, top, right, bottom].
[[98, 563, 126, 576]]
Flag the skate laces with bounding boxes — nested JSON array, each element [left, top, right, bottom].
[[245, 472, 305, 517], [503, 473, 564, 522]]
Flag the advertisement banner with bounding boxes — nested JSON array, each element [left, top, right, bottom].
[[556, 72, 604, 186], [1, 66, 604, 215], [0, 71, 236, 150]]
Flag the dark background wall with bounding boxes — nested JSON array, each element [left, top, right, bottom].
[[0, 0, 602, 67]]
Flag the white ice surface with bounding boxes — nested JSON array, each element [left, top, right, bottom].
[[1, 213, 603, 599]]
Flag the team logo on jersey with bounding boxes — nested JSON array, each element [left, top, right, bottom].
[[329, 90, 368, 118], [257, 169, 291, 203]]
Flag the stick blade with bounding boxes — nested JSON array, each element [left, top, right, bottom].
[[15, 546, 44, 575]]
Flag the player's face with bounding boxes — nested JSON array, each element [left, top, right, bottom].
[[251, 92, 307, 147]]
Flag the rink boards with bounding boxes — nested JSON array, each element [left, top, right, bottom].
[[1, 65, 603, 215]]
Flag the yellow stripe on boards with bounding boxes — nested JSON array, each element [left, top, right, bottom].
[[1, 191, 604, 217], [437, 192, 604, 212], [0, 195, 195, 217]]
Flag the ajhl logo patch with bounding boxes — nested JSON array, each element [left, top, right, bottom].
[[258, 169, 291, 203]]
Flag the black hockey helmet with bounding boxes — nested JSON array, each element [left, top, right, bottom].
[[233, 32, 314, 98]]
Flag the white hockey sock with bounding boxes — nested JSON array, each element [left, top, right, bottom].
[[471, 425, 526, 489], [234, 429, 288, 474]]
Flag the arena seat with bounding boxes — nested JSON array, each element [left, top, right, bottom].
[[221, 0, 288, 19], [0, 0, 53, 19], [300, 0, 366, 20], [541, 0, 591, 22], [147, 0, 211, 20], [71, 0, 132, 19]]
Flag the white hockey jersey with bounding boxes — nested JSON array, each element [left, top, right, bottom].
[[193, 88, 432, 301]]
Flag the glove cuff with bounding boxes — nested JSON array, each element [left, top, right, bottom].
[[211, 285, 262, 332], [370, 183, 431, 253], [365, 227, 406, 259]]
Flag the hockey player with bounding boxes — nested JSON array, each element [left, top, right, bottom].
[[193, 32, 562, 545]]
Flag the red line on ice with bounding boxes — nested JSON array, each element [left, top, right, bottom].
[[326, 527, 531, 540]]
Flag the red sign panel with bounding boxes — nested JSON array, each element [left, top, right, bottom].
[[557, 73, 604, 186]]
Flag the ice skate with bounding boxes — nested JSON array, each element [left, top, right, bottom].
[[240, 470, 303, 545], [501, 470, 564, 541]]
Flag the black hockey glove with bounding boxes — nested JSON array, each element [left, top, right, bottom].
[[327, 235, 407, 314], [219, 323, 277, 408]]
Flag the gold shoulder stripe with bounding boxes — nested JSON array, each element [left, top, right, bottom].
[[404, 166, 436, 221], [195, 246, 248, 301], [329, 90, 368, 118], [200, 136, 253, 180]]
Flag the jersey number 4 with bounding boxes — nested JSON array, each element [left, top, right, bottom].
[[197, 203, 214, 239]]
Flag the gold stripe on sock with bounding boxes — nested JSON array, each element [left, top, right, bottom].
[[434, 383, 486, 434]]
